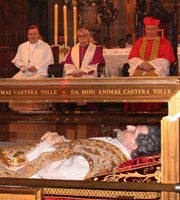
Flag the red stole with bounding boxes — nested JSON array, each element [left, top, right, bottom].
[[139, 37, 160, 61], [79, 44, 88, 68]]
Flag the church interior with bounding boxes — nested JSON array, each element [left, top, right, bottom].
[[0, 0, 180, 199]]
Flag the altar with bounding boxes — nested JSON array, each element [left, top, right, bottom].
[[103, 47, 132, 76], [103, 47, 180, 77]]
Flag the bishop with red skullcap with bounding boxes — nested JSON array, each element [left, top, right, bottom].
[[125, 16, 175, 112], [128, 16, 175, 77]]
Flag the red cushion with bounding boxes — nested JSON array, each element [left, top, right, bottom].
[[118, 154, 160, 171], [88, 154, 160, 182]]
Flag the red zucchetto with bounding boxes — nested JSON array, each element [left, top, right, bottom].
[[143, 17, 160, 26]]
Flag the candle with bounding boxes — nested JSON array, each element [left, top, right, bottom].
[[63, 5, 68, 48], [54, 4, 58, 45], [73, 6, 77, 45]]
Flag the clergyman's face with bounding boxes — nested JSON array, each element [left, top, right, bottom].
[[27, 28, 39, 44], [59, 36, 64, 45], [77, 31, 90, 46], [145, 25, 159, 39]]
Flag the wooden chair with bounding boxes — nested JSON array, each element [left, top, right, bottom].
[[48, 46, 64, 77], [122, 0, 178, 76], [48, 63, 64, 78], [0, 46, 19, 78]]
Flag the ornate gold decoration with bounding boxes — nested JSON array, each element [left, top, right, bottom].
[[0, 143, 34, 168], [43, 187, 160, 199], [98, 166, 161, 183], [0, 139, 127, 179]]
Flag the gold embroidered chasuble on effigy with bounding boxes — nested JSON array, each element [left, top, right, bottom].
[[0, 139, 127, 179]]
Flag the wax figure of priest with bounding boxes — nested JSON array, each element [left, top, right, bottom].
[[128, 16, 175, 76], [0, 125, 160, 180], [63, 27, 105, 78]]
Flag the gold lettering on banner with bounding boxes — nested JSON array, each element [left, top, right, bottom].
[[0, 90, 12, 95], [98, 89, 121, 95], [40, 89, 57, 95], [153, 89, 171, 94], [169, 160, 175, 180], [71, 90, 79, 95], [13, 90, 38, 95], [169, 138, 176, 181], [82, 90, 96, 95], [169, 192, 176, 200], [0, 88, 173, 97], [122, 89, 150, 95]]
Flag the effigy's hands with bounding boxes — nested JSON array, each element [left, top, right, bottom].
[[126, 125, 136, 132], [135, 125, 149, 135], [40, 132, 66, 145], [126, 125, 149, 139], [126, 125, 149, 135]]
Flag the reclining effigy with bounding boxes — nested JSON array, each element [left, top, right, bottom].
[[0, 77, 179, 200], [0, 125, 160, 181]]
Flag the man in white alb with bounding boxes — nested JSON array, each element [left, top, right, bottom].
[[12, 25, 54, 79]]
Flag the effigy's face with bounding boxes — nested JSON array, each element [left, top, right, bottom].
[[116, 130, 138, 153]]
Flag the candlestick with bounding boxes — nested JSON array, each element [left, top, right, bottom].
[[72, 0, 77, 6], [63, 5, 68, 48], [73, 6, 77, 45], [54, 4, 58, 45]]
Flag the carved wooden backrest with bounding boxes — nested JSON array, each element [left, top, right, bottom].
[[0, 46, 10, 66], [0, 46, 19, 78]]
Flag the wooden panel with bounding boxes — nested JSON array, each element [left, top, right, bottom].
[[161, 117, 180, 200], [0, 46, 18, 78], [0, 0, 27, 48], [125, 0, 136, 38]]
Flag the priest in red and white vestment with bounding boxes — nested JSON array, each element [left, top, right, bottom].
[[63, 27, 105, 78], [128, 16, 175, 77]]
